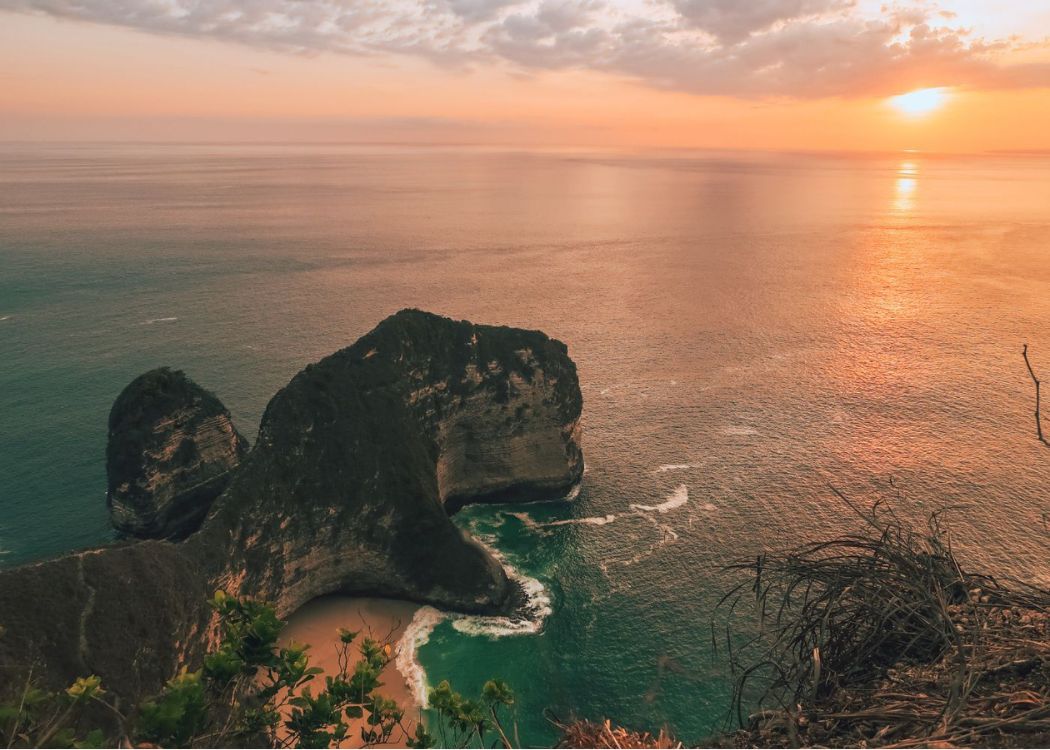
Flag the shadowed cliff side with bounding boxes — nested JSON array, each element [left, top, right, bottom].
[[193, 309, 583, 617], [107, 367, 249, 539], [0, 309, 583, 701]]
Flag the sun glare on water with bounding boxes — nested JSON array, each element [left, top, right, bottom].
[[889, 87, 950, 117]]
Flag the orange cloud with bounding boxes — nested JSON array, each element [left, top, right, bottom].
[[1, 0, 1048, 98]]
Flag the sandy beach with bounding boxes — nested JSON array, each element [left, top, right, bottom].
[[280, 596, 423, 748]]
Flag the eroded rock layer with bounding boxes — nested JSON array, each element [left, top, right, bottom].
[[197, 309, 583, 616], [0, 310, 583, 700], [107, 367, 249, 539]]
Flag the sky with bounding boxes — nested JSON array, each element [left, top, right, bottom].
[[2, 0, 1050, 151]]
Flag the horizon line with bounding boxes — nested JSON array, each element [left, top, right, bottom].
[[1, 139, 1045, 159]]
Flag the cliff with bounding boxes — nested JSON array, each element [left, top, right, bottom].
[[196, 309, 583, 616], [0, 310, 582, 700], [107, 367, 249, 539]]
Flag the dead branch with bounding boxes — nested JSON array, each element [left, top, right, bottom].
[[1022, 344, 1049, 446]]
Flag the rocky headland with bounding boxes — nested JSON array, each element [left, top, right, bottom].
[[106, 367, 249, 539], [0, 309, 583, 701]]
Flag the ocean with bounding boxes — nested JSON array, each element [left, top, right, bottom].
[[2, 143, 1050, 744]]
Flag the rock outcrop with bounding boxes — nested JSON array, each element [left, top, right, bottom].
[[107, 367, 249, 539], [196, 309, 584, 617], [0, 310, 583, 700]]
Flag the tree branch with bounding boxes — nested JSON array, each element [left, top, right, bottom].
[[1022, 344, 1049, 447]]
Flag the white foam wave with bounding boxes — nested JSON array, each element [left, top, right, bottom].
[[393, 541, 554, 707], [0, 315, 11, 322], [449, 542, 552, 638], [630, 484, 689, 514], [143, 316, 178, 324], [543, 514, 617, 527], [450, 566, 551, 638], [394, 606, 445, 707], [563, 482, 583, 501], [654, 463, 701, 473], [512, 511, 616, 530]]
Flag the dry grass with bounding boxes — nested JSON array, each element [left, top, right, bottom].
[[556, 718, 682, 748], [718, 494, 1050, 748]]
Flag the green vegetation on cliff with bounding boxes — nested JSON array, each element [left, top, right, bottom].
[[0, 592, 517, 749]]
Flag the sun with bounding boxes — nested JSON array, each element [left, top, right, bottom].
[[888, 87, 950, 117]]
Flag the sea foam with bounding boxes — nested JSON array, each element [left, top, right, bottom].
[[512, 511, 616, 529], [630, 484, 689, 514], [394, 606, 445, 707], [392, 539, 553, 707], [653, 463, 702, 473], [449, 539, 552, 638]]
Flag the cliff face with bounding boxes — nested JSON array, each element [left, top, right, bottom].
[[0, 542, 211, 701], [0, 310, 582, 699], [106, 367, 249, 539], [195, 309, 583, 616]]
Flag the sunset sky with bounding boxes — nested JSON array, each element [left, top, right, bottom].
[[2, 0, 1050, 151]]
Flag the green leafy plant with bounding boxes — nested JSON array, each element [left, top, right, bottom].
[[1, 592, 454, 748], [132, 590, 419, 748], [2, 592, 520, 748], [415, 678, 517, 749], [0, 670, 111, 748]]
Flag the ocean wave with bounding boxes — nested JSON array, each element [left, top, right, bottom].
[[543, 513, 616, 527], [450, 564, 551, 638], [393, 542, 553, 707], [653, 463, 702, 473], [721, 425, 757, 436], [630, 484, 689, 514], [510, 511, 616, 530], [143, 316, 178, 324], [0, 315, 11, 322], [450, 540, 552, 638], [394, 606, 445, 707]]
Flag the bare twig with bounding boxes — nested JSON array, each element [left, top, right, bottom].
[[1022, 344, 1049, 446]]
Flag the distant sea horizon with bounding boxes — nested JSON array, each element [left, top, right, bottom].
[[2, 143, 1049, 742]]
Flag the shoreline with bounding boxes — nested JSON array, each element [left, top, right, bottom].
[[280, 596, 423, 748]]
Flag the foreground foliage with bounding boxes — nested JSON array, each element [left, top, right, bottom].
[[719, 495, 1050, 748], [0, 592, 518, 748]]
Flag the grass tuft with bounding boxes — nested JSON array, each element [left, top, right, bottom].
[[717, 491, 1050, 748]]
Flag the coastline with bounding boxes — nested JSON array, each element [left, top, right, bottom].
[[280, 596, 423, 748]]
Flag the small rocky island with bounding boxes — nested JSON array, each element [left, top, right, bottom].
[[0, 310, 583, 701]]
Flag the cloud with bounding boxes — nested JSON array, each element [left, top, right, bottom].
[[433, 0, 524, 22], [671, 0, 854, 43], [3, 0, 1048, 98], [0, 0, 467, 62]]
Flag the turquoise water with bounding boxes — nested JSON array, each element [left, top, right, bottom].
[[3, 144, 1050, 744]]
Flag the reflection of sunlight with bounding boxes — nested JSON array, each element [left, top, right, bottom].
[[893, 161, 918, 213]]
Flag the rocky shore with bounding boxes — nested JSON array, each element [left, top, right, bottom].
[[0, 309, 583, 703]]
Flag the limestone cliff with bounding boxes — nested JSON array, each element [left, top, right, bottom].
[[196, 309, 583, 617], [107, 367, 249, 539], [0, 310, 583, 700]]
